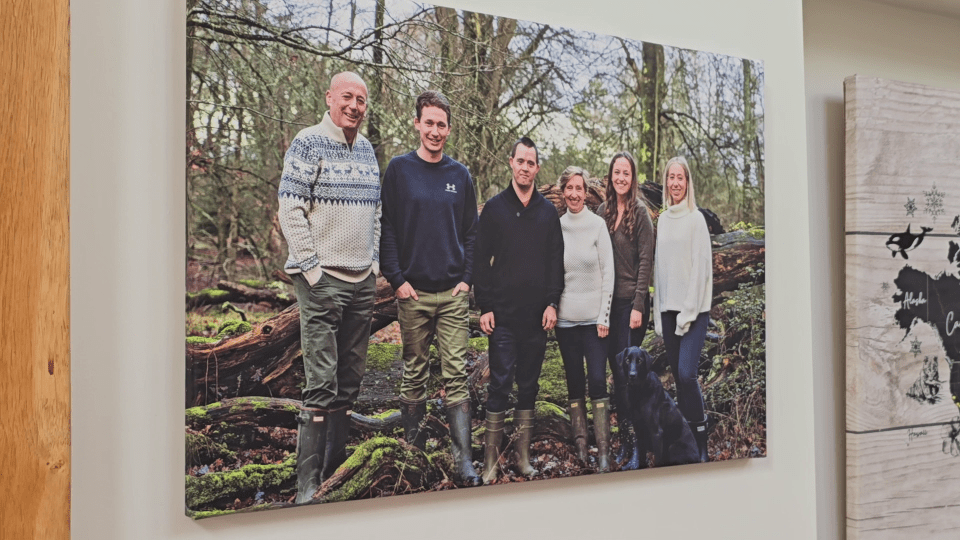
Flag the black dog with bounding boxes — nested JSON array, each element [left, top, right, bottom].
[[615, 346, 700, 468]]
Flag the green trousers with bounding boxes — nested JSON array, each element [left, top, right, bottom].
[[397, 287, 471, 404], [293, 271, 376, 409]]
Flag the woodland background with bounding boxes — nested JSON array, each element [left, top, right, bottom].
[[184, 0, 766, 518], [186, 0, 764, 282]]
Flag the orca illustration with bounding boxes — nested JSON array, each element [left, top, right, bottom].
[[886, 224, 932, 260]]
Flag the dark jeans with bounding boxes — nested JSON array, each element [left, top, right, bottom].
[[485, 322, 547, 413], [660, 310, 709, 422], [608, 297, 649, 418], [293, 271, 376, 409], [556, 325, 609, 401]]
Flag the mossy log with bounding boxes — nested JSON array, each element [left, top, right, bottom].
[[184, 400, 581, 513], [185, 455, 296, 510], [711, 234, 764, 300], [186, 397, 409, 440], [186, 280, 295, 310], [315, 437, 442, 503], [186, 304, 304, 406]]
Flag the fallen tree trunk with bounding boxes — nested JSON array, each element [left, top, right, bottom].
[[186, 281, 295, 310], [186, 234, 762, 406]]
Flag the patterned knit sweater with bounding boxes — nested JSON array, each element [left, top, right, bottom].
[[278, 111, 381, 284], [653, 202, 713, 336], [557, 208, 614, 328]]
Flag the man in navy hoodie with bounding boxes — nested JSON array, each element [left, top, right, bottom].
[[473, 136, 564, 483], [379, 90, 481, 487]]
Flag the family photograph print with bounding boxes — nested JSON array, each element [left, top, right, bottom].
[[184, 0, 766, 519]]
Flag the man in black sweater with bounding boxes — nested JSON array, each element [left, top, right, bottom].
[[473, 136, 564, 483], [379, 90, 481, 487]]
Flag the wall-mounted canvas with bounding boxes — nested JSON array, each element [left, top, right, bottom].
[[845, 75, 960, 538], [184, 0, 766, 518]]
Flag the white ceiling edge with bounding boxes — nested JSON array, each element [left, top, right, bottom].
[[869, 0, 960, 19]]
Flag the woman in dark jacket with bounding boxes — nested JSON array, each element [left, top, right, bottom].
[[595, 151, 655, 470]]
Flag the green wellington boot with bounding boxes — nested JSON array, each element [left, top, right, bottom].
[[513, 409, 539, 477], [400, 397, 428, 450], [568, 399, 589, 462], [481, 410, 505, 484], [294, 408, 327, 504], [320, 406, 350, 481], [446, 400, 482, 487], [592, 398, 612, 473]]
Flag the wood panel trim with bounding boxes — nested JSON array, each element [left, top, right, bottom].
[[0, 0, 71, 538]]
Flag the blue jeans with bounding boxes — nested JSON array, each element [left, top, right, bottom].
[[660, 310, 709, 422], [485, 322, 547, 413], [556, 325, 609, 401]]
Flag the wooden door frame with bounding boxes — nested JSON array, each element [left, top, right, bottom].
[[0, 0, 71, 538]]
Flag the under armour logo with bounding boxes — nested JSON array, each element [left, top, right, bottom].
[[445, 183, 457, 193]]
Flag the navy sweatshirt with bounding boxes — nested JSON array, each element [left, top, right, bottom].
[[473, 184, 564, 326], [379, 151, 478, 292]]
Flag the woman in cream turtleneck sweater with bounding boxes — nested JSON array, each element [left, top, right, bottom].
[[653, 156, 712, 462], [554, 166, 616, 471]]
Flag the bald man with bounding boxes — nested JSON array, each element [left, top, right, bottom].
[[277, 71, 381, 504]]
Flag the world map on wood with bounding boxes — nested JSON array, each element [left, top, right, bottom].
[[846, 75, 960, 539]]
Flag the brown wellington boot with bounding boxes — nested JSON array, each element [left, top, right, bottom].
[[592, 398, 612, 473], [568, 399, 589, 462], [514, 409, 539, 477], [481, 410, 505, 484]]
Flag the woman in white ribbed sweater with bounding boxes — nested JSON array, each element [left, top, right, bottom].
[[653, 156, 712, 462], [554, 166, 616, 471]]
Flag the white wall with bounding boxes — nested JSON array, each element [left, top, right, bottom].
[[803, 1, 960, 538], [71, 0, 816, 538]]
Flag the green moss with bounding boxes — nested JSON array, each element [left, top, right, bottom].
[[368, 408, 400, 421], [535, 342, 569, 406], [322, 437, 429, 503], [216, 320, 252, 338], [729, 221, 765, 240], [185, 455, 296, 508], [237, 279, 265, 288], [188, 508, 237, 520], [185, 406, 208, 420], [366, 343, 402, 371], [188, 288, 231, 302], [468, 337, 489, 352], [186, 336, 219, 345], [186, 432, 236, 465], [534, 400, 567, 419], [284, 404, 300, 413], [185, 402, 221, 422]]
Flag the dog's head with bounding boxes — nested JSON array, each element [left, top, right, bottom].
[[616, 346, 653, 386]]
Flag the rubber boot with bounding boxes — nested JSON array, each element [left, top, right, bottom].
[[321, 406, 350, 481], [481, 410, 505, 484], [400, 397, 427, 450], [513, 409, 539, 477], [295, 408, 327, 504], [446, 400, 482, 487], [613, 418, 631, 464], [592, 398, 612, 473], [620, 426, 642, 470], [689, 415, 710, 463], [568, 399, 589, 462]]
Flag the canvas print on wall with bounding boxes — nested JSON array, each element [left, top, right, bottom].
[[845, 75, 960, 538], [184, 0, 766, 518]]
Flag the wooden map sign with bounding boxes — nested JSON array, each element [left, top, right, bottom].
[[846, 75, 960, 539]]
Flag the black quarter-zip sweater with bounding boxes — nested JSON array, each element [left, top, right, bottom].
[[473, 183, 564, 326]]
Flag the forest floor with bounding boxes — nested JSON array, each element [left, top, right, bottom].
[[184, 261, 766, 517]]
